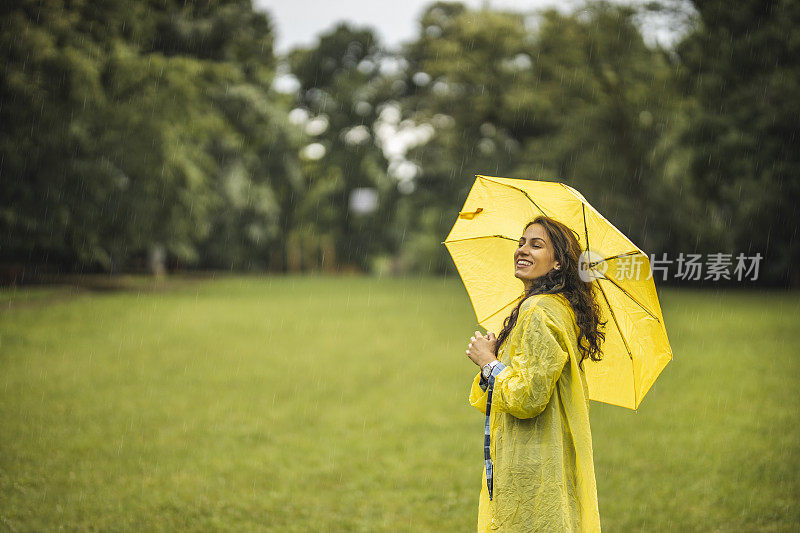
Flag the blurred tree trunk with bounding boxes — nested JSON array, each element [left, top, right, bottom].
[[148, 244, 167, 278]]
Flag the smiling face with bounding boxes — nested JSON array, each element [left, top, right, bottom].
[[514, 223, 561, 289]]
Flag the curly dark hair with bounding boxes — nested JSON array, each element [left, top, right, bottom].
[[493, 215, 606, 369]]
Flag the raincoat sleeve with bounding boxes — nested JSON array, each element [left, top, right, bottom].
[[491, 306, 569, 419], [469, 372, 489, 414], [468, 363, 508, 414]]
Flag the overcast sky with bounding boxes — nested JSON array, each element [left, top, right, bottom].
[[256, 0, 606, 54]]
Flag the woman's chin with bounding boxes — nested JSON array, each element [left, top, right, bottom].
[[516, 269, 545, 286]]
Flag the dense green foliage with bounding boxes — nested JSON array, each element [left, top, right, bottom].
[[1, 277, 798, 529], [1, 0, 797, 284], [1, 0, 293, 272], [674, 0, 800, 284]]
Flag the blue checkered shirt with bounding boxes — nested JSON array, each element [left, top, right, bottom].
[[480, 362, 507, 501]]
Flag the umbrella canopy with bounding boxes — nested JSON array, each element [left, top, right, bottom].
[[445, 175, 673, 409]]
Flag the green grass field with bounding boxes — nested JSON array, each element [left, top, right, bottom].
[[1, 276, 798, 531]]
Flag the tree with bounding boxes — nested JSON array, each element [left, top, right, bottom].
[[675, 0, 800, 285], [287, 24, 403, 271], [398, 2, 684, 272], [0, 0, 289, 275]]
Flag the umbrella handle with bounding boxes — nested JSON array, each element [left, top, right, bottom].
[[459, 208, 483, 219]]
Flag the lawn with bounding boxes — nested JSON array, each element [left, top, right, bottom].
[[1, 276, 798, 531]]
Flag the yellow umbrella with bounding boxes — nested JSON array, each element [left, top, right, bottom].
[[444, 175, 673, 409]]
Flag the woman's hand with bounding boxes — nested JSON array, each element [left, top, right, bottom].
[[466, 331, 498, 368]]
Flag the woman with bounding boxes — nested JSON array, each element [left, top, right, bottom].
[[465, 215, 605, 532]]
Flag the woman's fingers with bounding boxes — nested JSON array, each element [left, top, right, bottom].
[[466, 332, 493, 363]]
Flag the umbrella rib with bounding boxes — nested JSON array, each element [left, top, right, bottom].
[[443, 235, 517, 244], [582, 203, 590, 253], [596, 274, 660, 321], [591, 251, 640, 266], [480, 295, 524, 325], [596, 282, 633, 360], [561, 183, 648, 258], [480, 176, 548, 216]]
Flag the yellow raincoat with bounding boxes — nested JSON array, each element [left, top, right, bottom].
[[469, 293, 601, 532]]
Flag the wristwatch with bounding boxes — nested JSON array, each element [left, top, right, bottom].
[[481, 360, 500, 380]]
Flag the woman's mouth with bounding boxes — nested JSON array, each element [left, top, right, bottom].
[[516, 259, 533, 268]]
